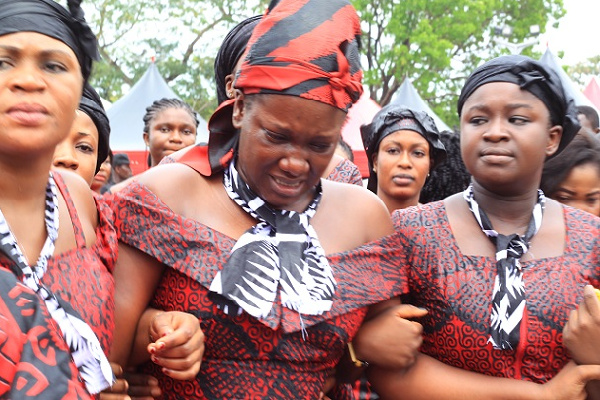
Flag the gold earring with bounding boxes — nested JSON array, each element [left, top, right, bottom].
[[228, 90, 234, 98]]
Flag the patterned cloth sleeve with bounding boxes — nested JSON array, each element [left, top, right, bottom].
[[0, 269, 91, 399]]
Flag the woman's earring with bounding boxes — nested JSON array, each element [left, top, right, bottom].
[[228, 90, 234, 98]]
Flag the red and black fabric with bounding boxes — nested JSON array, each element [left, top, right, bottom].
[[0, 268, 91, 399], [202, 0, 363, 176], [326, 158, 363, 186], [393, 201, 599, 383], [113, 181, 406, 399], [0, 173, 117, 357]]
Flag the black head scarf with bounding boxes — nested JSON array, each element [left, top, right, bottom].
[[361, 105, 447, 193], [0, 0, 99, 81], [457, 55, 580, 157], [79, 83, 110, 173], [214, 15, 262, 105]]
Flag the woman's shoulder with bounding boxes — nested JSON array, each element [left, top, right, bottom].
[[319, 179, 393, 246], [54, 170, 98, 225]]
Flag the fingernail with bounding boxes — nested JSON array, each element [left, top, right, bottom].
[[149, 346, 156, 354], [158, 342, 166, 350], [151, 355, 159, 363]]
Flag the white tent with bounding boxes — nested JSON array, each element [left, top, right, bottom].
[[539, 48, 598, 110], [390, 78, 452, 132], [107, 62, 209, 151]]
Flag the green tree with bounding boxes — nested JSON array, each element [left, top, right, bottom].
[[352, 0, 565, 129], [84, 0, 269, 119], [84, 0, 567, 126], [567, 55, 600, 89]]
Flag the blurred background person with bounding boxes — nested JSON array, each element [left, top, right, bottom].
[[541, 130, 600, 216], [144, 98, 199, 168], [577, 105, 600, 135], [92, 150, 113, 194], [361, 105, 447, 212], [419, 130, 471, 204], [53, 82, 110, 187]]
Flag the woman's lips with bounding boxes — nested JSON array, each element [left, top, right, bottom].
[[7, 103, 49, 126]]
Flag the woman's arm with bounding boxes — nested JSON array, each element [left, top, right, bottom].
[[563, 285, 600, 400], [369, 352, 600, 400], [110, 242, 166, 367], [110, 242, 204, 381]]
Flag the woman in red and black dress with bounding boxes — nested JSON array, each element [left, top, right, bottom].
[[370, 55, 600, 399], [0, 0, 116, 395], [110, 0, 425, 398]]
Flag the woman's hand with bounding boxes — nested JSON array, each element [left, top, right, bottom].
[[100, 363, 162, 400], [539, 361, 600, 400], [99, 362, 130, 400], [147, 311, 204, 380], [353, 303, 427, 369], [563, 285, 600, 365]]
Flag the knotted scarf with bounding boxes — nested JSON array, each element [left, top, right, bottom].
[[209, 161, 335, 320], [463, 184, 545, 350], [0, 174, 114, 393], [457, 55, 580, 158]]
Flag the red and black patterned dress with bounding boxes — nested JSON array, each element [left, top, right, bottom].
[[0, 173, 117, 356], [113, 181, 404, 399], [326, 158, 363, 186], [0, 268, 91, 399], [393, 201, 600, 382]]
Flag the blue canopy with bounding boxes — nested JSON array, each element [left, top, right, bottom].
[[107, 62, 209, 151]]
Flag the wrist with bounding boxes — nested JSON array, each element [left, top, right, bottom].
[[347, 342, 369, 368]]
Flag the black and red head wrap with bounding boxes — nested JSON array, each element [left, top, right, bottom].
[[0, 0, 99, 82], [457, 55, 580, 158], [190, 0, 364, 176]]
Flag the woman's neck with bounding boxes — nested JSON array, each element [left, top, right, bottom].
[[470, 181, 540, 234], [0, 158, 53, 208]]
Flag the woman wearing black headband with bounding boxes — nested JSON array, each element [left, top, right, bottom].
[[52, 82, 111, 186], [369, 55, 600, 399], [0, 0, 116, 396], [361, 105, 447, 212]]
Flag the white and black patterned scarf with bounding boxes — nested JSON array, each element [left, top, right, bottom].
[[209, 161, 336, 320], [463, 184, 545, 350], [0, 173, 114, 394]]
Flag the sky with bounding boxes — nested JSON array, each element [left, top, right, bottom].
[[537, 0, 600, 66]]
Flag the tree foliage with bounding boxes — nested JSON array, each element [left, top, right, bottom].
[[353, 0, 566, 129], [84, 0, 569, 126], [567, 55, 600, 89], [84, 0, 269, 119]]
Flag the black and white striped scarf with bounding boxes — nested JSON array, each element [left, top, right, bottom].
[[209, 160, 336, 320], [463, 184, 545, 350], [0, 173, 114, 394]]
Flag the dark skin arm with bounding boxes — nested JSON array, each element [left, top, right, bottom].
[[110, 242, 203, 381], [369, 352, 600, 400], [563, 285, 600, 400]]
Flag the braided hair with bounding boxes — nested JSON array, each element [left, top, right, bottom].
[[143, 98, 199, 134], [419, 130, 471, 203]]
